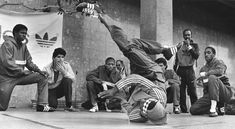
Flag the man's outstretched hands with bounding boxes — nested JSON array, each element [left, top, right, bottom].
[[98, 87, 118, 99]]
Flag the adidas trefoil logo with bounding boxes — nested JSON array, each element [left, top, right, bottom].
[[35, 32, 57, 48]]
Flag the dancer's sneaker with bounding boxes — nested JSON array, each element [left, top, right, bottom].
[[162, 46, 177, 60], [76, 2, 104, 16]]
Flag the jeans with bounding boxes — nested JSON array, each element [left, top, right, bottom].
[[177, 66, 198, 112], [167, 83, 180, 106], [86, 81, 112, 106], [103, 15, 165, 82], [190, 75, 233, 115], [0, 72, 48, 111], [48, 78, 73, 108]]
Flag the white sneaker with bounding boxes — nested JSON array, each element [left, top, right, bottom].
[[89, 105, 99, 112]]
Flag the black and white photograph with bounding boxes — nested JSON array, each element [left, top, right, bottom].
[[0, 0, 235, 128]]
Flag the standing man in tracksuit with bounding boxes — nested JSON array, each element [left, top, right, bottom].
[[174, 29, 200, 113]]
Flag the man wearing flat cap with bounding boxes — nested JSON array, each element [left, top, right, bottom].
[[43, 48, 76, 111]]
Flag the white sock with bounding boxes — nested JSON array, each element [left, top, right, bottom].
[[210, 100, 217, 113]]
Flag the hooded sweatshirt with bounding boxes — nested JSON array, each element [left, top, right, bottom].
[[0, 36, 40, 77]]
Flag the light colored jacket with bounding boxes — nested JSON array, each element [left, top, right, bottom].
[[0, 36, 40, 77], [43, 61, 75, 89]]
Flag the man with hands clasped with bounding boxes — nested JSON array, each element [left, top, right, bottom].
[[190, 46, 235, 117], [86, 57, 121, 112], [43, 48, 76, 111]]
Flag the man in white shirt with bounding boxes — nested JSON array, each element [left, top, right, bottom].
[[43, 48, 76, 111]]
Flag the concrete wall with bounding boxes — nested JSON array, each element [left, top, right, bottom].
[[64, 0, 140, 103], [0, 0, 140, 107], [1, 0, 235, 107], [173, 0, 235, 86]]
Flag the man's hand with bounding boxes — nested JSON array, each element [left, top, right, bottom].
[[98, 87, 118, 99], [184, 39, 190, 46], [102, 81, 115, 87], [102, 81, 108, 90], [102, 81, 115, 90], [55, 62, 66, 74], [197, 72, 209, 84], [38, 71, 49, 78], [200, 72, 207, 77]]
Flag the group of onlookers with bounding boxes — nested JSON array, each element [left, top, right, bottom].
[[0, 1, 234, 126]]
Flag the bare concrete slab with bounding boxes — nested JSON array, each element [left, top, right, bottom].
[[0, 107, 235, 129]]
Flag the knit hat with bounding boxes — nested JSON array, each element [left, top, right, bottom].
[[141, 98, 167, 125]]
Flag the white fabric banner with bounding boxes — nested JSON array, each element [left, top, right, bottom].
[[0, 10, 63, 69]]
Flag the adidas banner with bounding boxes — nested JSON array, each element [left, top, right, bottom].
[[0, 9, 63, 69]]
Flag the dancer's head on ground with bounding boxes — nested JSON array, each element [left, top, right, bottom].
[[140, 98, 167, 125]]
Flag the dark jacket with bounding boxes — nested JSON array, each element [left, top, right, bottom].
[[86, 65, 121, 84], [174, 40, 200, 71], [200, 58, 230, 86]]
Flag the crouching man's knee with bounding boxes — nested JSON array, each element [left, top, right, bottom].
[[189, 104, 203, 115], [189, 105, 197, 115], [208, 75, 217, 82], [0, 103, 8, 111], [86, 81, 95, 89]]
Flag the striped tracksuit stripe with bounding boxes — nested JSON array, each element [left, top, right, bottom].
[[116, 74, 166, 105]]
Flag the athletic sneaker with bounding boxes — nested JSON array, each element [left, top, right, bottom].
[[173, 106, 181, 114], [76, 2, 104, 15], [36, 104, 55, 112], [209, 112, 218, 117], [89, 104, 99, 112], [217, 106, 225, 116], [162, 46, 177, 60], [64, 106, 76, 112]]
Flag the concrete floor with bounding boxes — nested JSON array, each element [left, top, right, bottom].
[[1, 107, 235, 129]]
